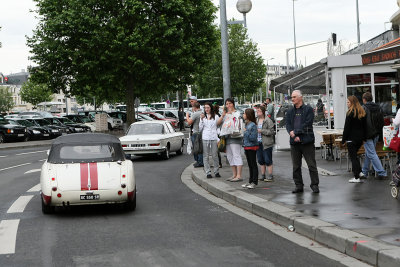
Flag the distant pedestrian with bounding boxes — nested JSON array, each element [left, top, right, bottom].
[[286, 90, 320, 194], [187, 101, 203, 168], [266, 97, 275, 121], [178, 107, 185, 131], [361, 92, 387, 179], [217, 98, 243, 182], [256, 105, 275, 182], [213, 104, 223, 168], [342, 96, 366, 183], [241, 108, 259, 189], [199, 102, 220, 178]]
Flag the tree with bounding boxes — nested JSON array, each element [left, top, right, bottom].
[[195, 23, 267, 99], [0, 86, 14, 113], [20, 80, 53, 107], [27, 0, 218, 125]]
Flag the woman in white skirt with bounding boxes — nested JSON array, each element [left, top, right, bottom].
[[199, 102, 220, 178], [217, 98, 243, 182]]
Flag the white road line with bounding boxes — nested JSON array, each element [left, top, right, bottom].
[[0, 219, 20, 254], [15, 150, 47, 156], [39, 159, 46, 162], [24, 169, 41, 174], [0, 163, 31, 172], [0, 156, 6, 158], [27, 183, 41, 193], [7, 196, 34, 213]]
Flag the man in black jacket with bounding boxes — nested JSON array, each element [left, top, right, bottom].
[[361, 92, 387, 179], [286, 90, 320, 193]]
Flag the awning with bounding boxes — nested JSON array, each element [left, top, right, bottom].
[[269, 61, 326, 94], [362, 37, 400, 65]]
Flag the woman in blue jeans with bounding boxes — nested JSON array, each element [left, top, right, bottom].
[[241, 108, 259, 189], [256, 106, 275, 182]]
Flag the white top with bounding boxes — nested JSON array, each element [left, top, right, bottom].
[[199, 115, 220, 141], [394, 109, 400, 127]]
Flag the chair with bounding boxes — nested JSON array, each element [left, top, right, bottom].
[[336, 141, 349, 170], [322, 134, 334, 160]]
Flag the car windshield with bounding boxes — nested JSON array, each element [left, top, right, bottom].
[[34, 119, 51, 126], [48, 143, 125, 163], [58, 118, 74, 124], [46, 118, 62, 125], [127, 123, 163, 135], [0, 119, 10, 125], [138, 114, 154, 121], [80, 116, 94, 123]]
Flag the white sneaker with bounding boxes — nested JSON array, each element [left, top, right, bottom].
[[349, 177, 362, 183], [242, 183, 251, 188], [246, 183, 256, 189], [359, 172, 366, 179]]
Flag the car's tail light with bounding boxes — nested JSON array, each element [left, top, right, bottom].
[[51, 177, 55, 181], [122, 174, 126, 178], [121, 184, 126, 188], [150, 143, 160, 146], [122, 144, 127, 147], [52, 187, 57, 191], [118, 191, 122, 195], [57, 193, 62, 198]]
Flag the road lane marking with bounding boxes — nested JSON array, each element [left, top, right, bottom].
[[27, 184, 41, 192], [0, 156, 6, 158], [15, 150, 47, 156], [0, 163, 31, 172], [39, 159, 46, 162], [25, 169, 41, 174], [0, 219, 20, 254], [7, 196, 34, 213]]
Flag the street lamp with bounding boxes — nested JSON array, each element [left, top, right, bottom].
[[356, 0, 361, 44], [220, 0, 252, 102], [292, 0, 298, 70]]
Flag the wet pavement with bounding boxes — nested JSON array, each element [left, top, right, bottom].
[[201, 148, 400, 246]]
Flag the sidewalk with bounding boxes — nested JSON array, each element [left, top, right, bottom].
[[191, 149, 400, 267]]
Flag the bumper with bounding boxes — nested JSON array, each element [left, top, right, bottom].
[[4, 133, 27, 141], [123, 147, 165, 155]]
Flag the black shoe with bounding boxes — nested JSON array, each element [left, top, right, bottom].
[[207, 174, 212, 179], [377, 175, 388, 180], [193, 163, 204, 168], [310, 185, 320, 193], [215, 173, 221, 178], [292, 188, 304, 194]]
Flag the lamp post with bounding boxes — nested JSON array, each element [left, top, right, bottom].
[[292, 0, 298, 70], [356, 0, 361, 44], [220, 0, 252, 102], [265, 57, 274, 98]]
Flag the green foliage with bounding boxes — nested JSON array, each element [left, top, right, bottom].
[[0, 86, 14, 113], [20, 80, 52, 107], [27, 0, 218, 124], [195, 23, 267, 98]]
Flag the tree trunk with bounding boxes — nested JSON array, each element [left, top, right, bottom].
[[179, 90, 184, 109], [126, 76, 136, 126]]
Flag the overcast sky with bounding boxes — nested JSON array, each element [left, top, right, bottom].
[[0, 0, 398, 74]]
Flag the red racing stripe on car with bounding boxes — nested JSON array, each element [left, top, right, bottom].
[[80, 163, 89, 190], [89, 162, 98, 190]]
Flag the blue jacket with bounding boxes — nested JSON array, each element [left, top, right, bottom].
[[243, 122, 258, 147], [285, 104, 315, 145]]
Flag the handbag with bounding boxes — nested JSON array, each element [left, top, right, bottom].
[[217, 136, 226, 152], [230, 116, 244, 138], [193, 133, 203, 154], [389, 130, 400, 152]]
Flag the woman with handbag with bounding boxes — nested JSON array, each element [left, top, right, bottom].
[[199, 102, 220, 178], [256, 105, 275, 182], [342, 95, 367, 183], [217, 98, 243, 182]]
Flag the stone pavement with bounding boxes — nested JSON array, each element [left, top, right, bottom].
[[191, 149, 400, 267]]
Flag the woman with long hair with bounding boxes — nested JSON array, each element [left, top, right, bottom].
[[241, 108, 259, 189], [199, 102, 220, 178], [256, 105, 275, 182], [213, 104, 223, 168], [217, 98, 243, 181], [342, 95, 367, 183]]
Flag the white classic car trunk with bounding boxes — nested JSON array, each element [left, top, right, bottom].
[[56, 162, 122, 191]]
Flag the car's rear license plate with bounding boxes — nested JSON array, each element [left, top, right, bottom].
[[44, 134, 49, 136], [80, 194, 100, 200], [18, 134, 24, 137]]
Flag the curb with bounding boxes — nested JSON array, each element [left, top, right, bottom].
[[0, 140, 53, 150], [191, 167, 400, 267]]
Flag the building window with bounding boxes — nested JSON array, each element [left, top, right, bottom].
[[346, 74, 371, 85]]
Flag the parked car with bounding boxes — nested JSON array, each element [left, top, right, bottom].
[[26, 118, 64, 138], [40, 133, 136, 214], [45, 117, 91, 133], [64, 114, 96, 131], [0, 117, 28, 143], [135, 113, 155, 122], [108, 111, 127, 123], [79, 111, 123, 130], [8, 119, 50, 140], [140, 112, 179, 128], [120, 120, 184, 159]]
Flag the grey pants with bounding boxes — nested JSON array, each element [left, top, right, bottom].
[[202, 140, 219, 175]]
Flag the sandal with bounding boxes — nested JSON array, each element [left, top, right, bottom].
[[230, 178, 243, 182]]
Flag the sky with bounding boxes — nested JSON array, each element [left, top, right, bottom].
[[0, 0, 399, 74]]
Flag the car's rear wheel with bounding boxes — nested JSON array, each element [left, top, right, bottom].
[[125, 195, 136, 211], [162, 145, 170, 160], [176, 140, 184, 155], [41, 197, 55, 214]]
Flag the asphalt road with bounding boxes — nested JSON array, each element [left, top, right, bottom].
[[0, 146, 351, 267]]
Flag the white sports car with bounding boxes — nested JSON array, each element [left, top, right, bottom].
[[120, 120, 185, 159], [40, 133, 136, 214]]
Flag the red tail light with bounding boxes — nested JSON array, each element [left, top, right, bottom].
[[118, 191, 122, 195], [150, 143, 160, 146], [51, 177, 55, 181], [57, 193, 62, 198], [122, 144, 127, 147]]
